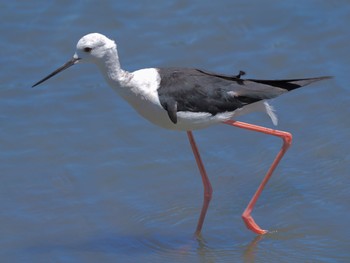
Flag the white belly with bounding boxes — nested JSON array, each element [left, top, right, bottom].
[[114, 87, 225, 130], [129, 101, 277, 131]]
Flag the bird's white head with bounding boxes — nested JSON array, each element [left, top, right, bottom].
[[75, 33, 117, 63], [32, 33, 118, 87]]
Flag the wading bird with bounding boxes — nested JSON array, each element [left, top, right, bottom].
[[33, 33, 330, 235]]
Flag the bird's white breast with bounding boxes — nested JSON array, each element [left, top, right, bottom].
[[114, 68, 176, 129]]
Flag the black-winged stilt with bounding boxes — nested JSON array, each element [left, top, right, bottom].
[[33, 33, 331, 235]]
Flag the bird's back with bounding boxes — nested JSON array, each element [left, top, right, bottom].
[[156, 68, 330, 127]]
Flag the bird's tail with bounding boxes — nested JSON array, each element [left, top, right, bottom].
[[249, 76, 332, 91]]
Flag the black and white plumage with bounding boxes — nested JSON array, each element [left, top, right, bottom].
[[32, 33, 329, 131], [32, 33, 331, 235]]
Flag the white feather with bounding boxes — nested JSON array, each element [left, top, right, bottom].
[[264, 101, 278, 126]]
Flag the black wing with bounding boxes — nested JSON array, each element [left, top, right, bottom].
[[157, 68, 330, 124]]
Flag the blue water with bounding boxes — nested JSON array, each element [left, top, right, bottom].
[[1, 1, 349, 262]]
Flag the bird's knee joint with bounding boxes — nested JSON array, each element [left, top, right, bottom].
[[282, 132, 293, 146]]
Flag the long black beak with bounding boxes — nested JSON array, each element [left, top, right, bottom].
[[32, 56, 80, 87]]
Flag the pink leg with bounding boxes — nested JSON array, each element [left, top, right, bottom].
[[187, 131, 213, 236], [224, 120, 292, 234]]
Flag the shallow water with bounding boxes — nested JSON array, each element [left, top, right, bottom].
[[1, 1, 349, 262]]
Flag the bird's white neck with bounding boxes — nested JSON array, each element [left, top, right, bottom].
[[95, 47, 131, 89]]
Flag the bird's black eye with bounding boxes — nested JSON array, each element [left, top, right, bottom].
[[84, 47, 92, 52]]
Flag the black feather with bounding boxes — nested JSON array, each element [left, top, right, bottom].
[[157, 68, 330, 122]]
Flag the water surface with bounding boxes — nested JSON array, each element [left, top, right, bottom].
[[1, 1, 349, 262]]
